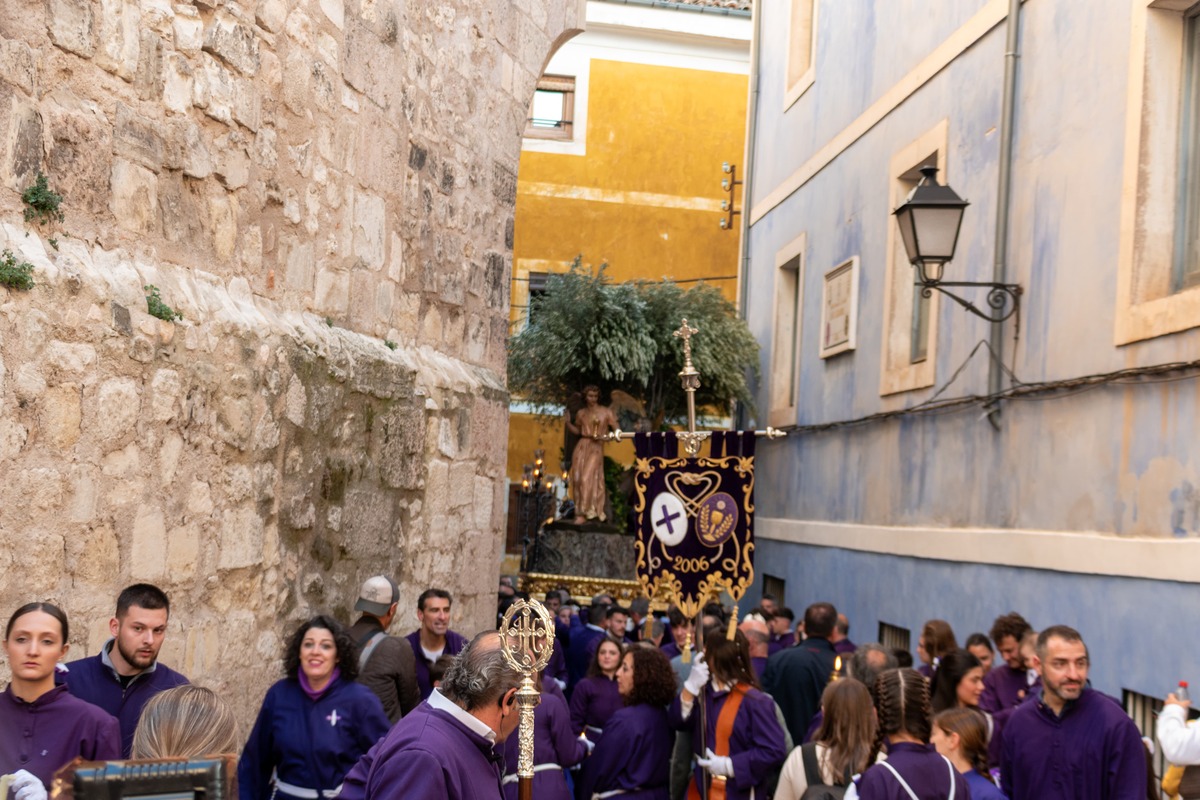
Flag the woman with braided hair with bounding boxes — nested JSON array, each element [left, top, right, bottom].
[[931, 709, 1006, 800], [851, 668, 965, 799]]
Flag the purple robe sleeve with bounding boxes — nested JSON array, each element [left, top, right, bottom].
[[1107, 718, 1149, 800], [82, 714, 123, 762], [726, 693, 788, 793], [568, 680, 592, 733], [546, 694, 588, 768], [238, 687, 277, 800]]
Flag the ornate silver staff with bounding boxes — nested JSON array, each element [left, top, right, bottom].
[[499, 598, 555, 800]]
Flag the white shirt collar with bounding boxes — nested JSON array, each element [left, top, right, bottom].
[[428, 688, 497, 744]]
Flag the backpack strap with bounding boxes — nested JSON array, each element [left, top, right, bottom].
[[800, 742, 822, 787], [942, 755, 956, 800], [877, 761, 921, 800], [357, 632, 387, 671]]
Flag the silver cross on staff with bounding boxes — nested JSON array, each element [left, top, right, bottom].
[[673, 318, 707, 455]]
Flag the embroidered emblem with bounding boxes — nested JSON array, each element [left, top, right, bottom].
[[650, 492, 687, 546], [327, 710, 339, 726], [696, 492, 737, 547]]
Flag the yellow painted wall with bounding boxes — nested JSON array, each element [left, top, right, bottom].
[[508, 57, 748, 482]]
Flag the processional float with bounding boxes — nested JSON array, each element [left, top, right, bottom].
[[503, 320, 786, 800]]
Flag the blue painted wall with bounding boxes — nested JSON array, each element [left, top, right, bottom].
[[750, 539, 1199, 702], [744, 0, 1200, 536]]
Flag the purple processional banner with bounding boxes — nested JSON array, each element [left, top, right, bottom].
[[632, 431, 757, 620]]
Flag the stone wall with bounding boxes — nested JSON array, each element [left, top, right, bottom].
[[0, 0, 583, 723]]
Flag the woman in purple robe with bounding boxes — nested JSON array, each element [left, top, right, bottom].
[[853, 668, 966, 800], [501, 678, 587, 800], [575, 645, 676, 800], [1, 603, 121, 794], [670, 629, 788, 800], [569, 636, 624, 742]]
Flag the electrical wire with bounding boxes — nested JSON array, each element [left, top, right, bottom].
[[780, 345, 1200, 435]]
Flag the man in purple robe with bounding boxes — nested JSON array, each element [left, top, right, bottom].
[[339, 631, 521, 800], [738, 616, 771, 682], [63, 583, 188, 756], [405, 588, 468, 700], [980, 612, 1034, 715], [761, 602, 839, 744], [1000, 625, 1145, 799], [831, 613, 856, 655]]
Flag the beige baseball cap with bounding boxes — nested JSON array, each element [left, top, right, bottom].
[[355, 575, 399, 616]]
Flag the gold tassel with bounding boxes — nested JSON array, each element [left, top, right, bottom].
[[682, 631, 692, 664], [727, 604, 738, 640], [644, 613, 653, 641]]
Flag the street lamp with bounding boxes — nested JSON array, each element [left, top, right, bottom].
[[893, 166, 1022, 323]]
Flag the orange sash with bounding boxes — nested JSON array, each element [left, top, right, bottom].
[[687, 683, 748, 800]]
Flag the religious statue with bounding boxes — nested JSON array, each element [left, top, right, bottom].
[[565, 385, 617, 523]]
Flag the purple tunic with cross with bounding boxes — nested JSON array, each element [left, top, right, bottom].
[[0, 684, 122, 788]]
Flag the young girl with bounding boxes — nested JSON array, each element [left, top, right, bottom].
[[1, 603, 121, 792], [916, 621, 958, 680], [853, 668, 961, 799], [931, 708, 1008, 800]]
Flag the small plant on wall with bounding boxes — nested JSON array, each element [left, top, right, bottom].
[[145, 284, 183, 322], [0, 250, 35, 290], [22, 172, 64, 226]]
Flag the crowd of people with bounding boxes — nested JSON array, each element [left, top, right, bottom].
[[5, 580, 1200, 800]]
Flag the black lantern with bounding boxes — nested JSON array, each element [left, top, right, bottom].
[[892, 166, 1022, 324], [893, 166, 969, 283]]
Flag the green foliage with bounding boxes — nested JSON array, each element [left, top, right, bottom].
[[507, 260, 760, 427], [47, 237, 59, 251], [21, 173, 64, 226], [0, 250, 35, 290], [384, 339, 398, 350], [603, 456, 630, 533], [144, 284, 183, 322], [325, 317, 334, 327]]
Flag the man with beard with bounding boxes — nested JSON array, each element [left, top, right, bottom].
[[64, 584, 189, 756], [999, 625, 1144, 799]]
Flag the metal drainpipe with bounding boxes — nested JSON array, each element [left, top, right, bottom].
[[987, 0, 1022, 427], [734, 0, 761, 430]]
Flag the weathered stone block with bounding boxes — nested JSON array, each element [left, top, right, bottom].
[[213, 133, 250, 189], [319, 0, 344, 30], [353, 191, 385, 269], [203, 11, 260, 76], [88, 376, 141, 446], [114, 103, 165, 171], [46, 0, 96, 57], [66, 523, 118, 585], [2, 94, 43, 192], [172, 4, 204, 53], [131, 505, 168, 580], [96, 0, 141, 80], [136, 30, 164, 100], [41, 384, 83, 450], [314, 268, 349, 317], [0, 37, 37, 95], [44, 97, 112, 215], [110, 158, 161, 234], [194, 53, 235, 125], [167, 523, 201, 579], [255, 0, 287, 33], [164, 117, 212, 178], [150, 368, 182, 422], [163, 52, 194, 114], [219, 507, 264, 569]]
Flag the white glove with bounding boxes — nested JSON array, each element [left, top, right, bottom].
[[579, 732, 595, 754], [697, 748, 734, 779], [11, 770, 48, 800], [683, 654, 709, 696]]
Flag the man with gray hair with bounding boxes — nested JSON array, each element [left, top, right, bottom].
[[339, 631, 522, 800], [848, 642, 898, 690]]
